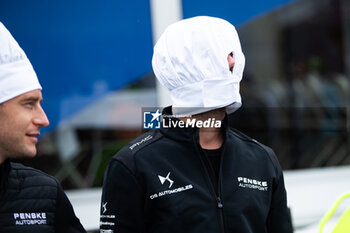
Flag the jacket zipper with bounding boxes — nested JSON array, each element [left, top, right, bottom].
[[217, 152, 225, 233], [193, 134, 226, 233]]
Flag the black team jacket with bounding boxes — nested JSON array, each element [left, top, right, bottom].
[[100, 108, 293, 233], [0, 160, 86, 233]]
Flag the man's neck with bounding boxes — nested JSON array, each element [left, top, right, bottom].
[[180, 108, 226, 150], [199, 127, 223, 150]]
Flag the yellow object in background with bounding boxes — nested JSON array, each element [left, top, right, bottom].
[[319, 192, 350, 233]]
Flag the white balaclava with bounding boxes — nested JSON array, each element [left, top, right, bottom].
[[152, 16, 245, 116], [0, 22, 41, 104]]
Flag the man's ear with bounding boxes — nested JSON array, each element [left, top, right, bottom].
[[228, 52, 235, 72]]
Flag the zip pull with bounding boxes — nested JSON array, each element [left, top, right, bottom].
[[217, 197, 223, 208]]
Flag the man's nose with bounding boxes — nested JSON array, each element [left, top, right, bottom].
[[33, 105, 50, 127]]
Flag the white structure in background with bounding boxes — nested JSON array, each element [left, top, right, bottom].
[[54, 89, 158, 188], [62, 89, 157, 129], [66, 165, 350, 232], [150, 0, 182, 107], [67, 188, 101, 231], [285, 166, 350, 233]]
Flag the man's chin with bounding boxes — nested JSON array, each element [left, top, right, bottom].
[[21, 147, 38, 158], [22, 139, 38, 157]]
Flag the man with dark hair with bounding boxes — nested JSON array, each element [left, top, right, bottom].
[[0, 22, 86, 233], [100, 16, 293, 233]]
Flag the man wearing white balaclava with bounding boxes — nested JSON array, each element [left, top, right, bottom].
[[0, 22, 86, 233], [100, 16, 293, 233]]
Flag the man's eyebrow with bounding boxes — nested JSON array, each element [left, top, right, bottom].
[[20, 97, 43, 103]]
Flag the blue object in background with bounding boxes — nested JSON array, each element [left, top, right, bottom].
[[182, 0, 294, 26], [0, 1, 154, 134]]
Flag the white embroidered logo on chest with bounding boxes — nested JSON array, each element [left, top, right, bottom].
[[158, 172, 174, 188], [237, 177, 268, 191]]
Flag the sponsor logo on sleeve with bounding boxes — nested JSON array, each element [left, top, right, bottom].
[[102, 202, 108, 214], [100, 202, 116, 230], [129, 135, 153, 150], [100, 230, 114, 233]]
